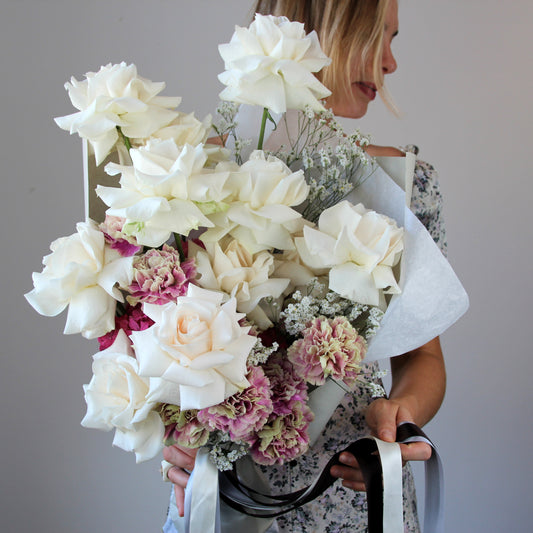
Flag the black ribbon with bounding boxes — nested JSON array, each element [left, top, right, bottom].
[[219, 422, 436, 532]]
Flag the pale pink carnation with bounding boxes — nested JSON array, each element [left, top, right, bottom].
[[248, 400, 313, 465], [262, 352, 308, 415], [99, 215, 141, 257], [159, 405, 211, 448], [288, 316, 366, 386], [97, 304, 154, 350], [126, 244, 196, 305], [197, 366, 273, 441]]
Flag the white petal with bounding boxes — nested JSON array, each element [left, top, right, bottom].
[[329, 263, 380, 307], [64, 285, 116, 338]]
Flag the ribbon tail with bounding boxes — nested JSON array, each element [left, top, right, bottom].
[[396, 422, 445, 533]]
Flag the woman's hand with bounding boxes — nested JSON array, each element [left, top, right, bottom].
[[162, 445, 198, 517], [329, 398, 432, 491], [330, 336, 445, 491]]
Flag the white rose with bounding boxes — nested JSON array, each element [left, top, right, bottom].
[[218, 14, 331, 113], [131, 284, 257, 410], [25, 220, 133, 339], [191, 238, 290, 328], [150, 111, 230, 166], [55, 62, 181, 165], [202, 151, 308, 252], [96, 138, 232, 247], [295, 201, 404, 307], [81, 330, 164, 462]]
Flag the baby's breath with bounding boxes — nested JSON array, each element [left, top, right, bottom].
[[265, 107, 374, 224], [207, 433, 249, 471], [247, 337, 279, 366], [279, 280, 383, 338], [213, 101, 252, 164]]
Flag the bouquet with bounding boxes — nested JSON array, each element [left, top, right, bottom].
[[25, 13, 468, 531]]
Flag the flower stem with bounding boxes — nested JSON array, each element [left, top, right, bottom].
[[257, 107, 269, 151], [117, 126, 132, 151], [174, 233, 185, 262]]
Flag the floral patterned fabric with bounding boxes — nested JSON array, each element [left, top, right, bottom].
[[261, 150, 447, 533]]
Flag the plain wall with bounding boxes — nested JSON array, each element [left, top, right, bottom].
[[2, 1, 531, 532]]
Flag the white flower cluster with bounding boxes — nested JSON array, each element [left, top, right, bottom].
[[279, 280, 383, 338], [247, 337, 280, 366], [269, 107, 372, 224], [26, 4, 409, 469], [207, 433, 249, 471]]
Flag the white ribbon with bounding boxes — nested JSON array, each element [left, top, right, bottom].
[[397, 423, 445, 533], [374, 438, 404, 533]]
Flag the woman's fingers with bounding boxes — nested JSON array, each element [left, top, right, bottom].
[[366, 398, 414, 442], [330, 452, 366, 491], [163, 445, 198, 514], [163, 445, 197, 472], [399, 441, 432, 462], [167, 465, 191, 487], [329, 437, 432, 494]]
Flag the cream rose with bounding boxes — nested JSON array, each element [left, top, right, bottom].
[[25, 220, 133, 339], [55, 62, 180, 165], [191, 238, 290, 328], [96, 138, 232, 247], [131, 284, 257, 410], [81, 330, 164, 462], [218, 14, 331, 113], [202, 150, 308, 252], [295, 201, 404, 307]]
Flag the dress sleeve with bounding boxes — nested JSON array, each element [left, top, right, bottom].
[[404, 145, 448, 257]]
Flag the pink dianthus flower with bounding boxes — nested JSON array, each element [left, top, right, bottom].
[[99, 215, 141, 257], [127, 244, 196, 305], [197, 366, 273, 441], [248, 400, 313, 465], [288, 316, 366, 386], [262, 351, 308, 415], [97, 304, 154, 350], [159, 404, 211, 448]]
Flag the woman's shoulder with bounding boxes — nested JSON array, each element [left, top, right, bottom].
[[400, 145, 441, 200], [400, 145, 448, 256]]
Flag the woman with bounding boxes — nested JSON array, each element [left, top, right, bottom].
[[164, 0, 446, 530]]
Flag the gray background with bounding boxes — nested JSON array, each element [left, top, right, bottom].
[[2, 0, 532, 531]]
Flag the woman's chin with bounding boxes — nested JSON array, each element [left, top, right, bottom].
[[330, 102, 369, 119]]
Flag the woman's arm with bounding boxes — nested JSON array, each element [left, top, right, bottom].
[[331, 336, 446, 491]]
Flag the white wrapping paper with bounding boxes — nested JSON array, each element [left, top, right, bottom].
[[345, 163, 469, 360]]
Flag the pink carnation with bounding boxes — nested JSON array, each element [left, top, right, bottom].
[[262, 352, 308, 415], [164, 418, 210, 448], [197, 366, 273, 441], [99, 215, 141, 257], [97, 304, 154, 350], [288, 316, 366, 386], [248, 400, 313, 465], [159, 405, 211, 448], [126, 244, 196, 305]]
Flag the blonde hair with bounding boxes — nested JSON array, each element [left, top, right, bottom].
[[253, 0, 397, 113]]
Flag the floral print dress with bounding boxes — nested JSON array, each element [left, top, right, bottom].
[[262, 146, 447, 533]]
